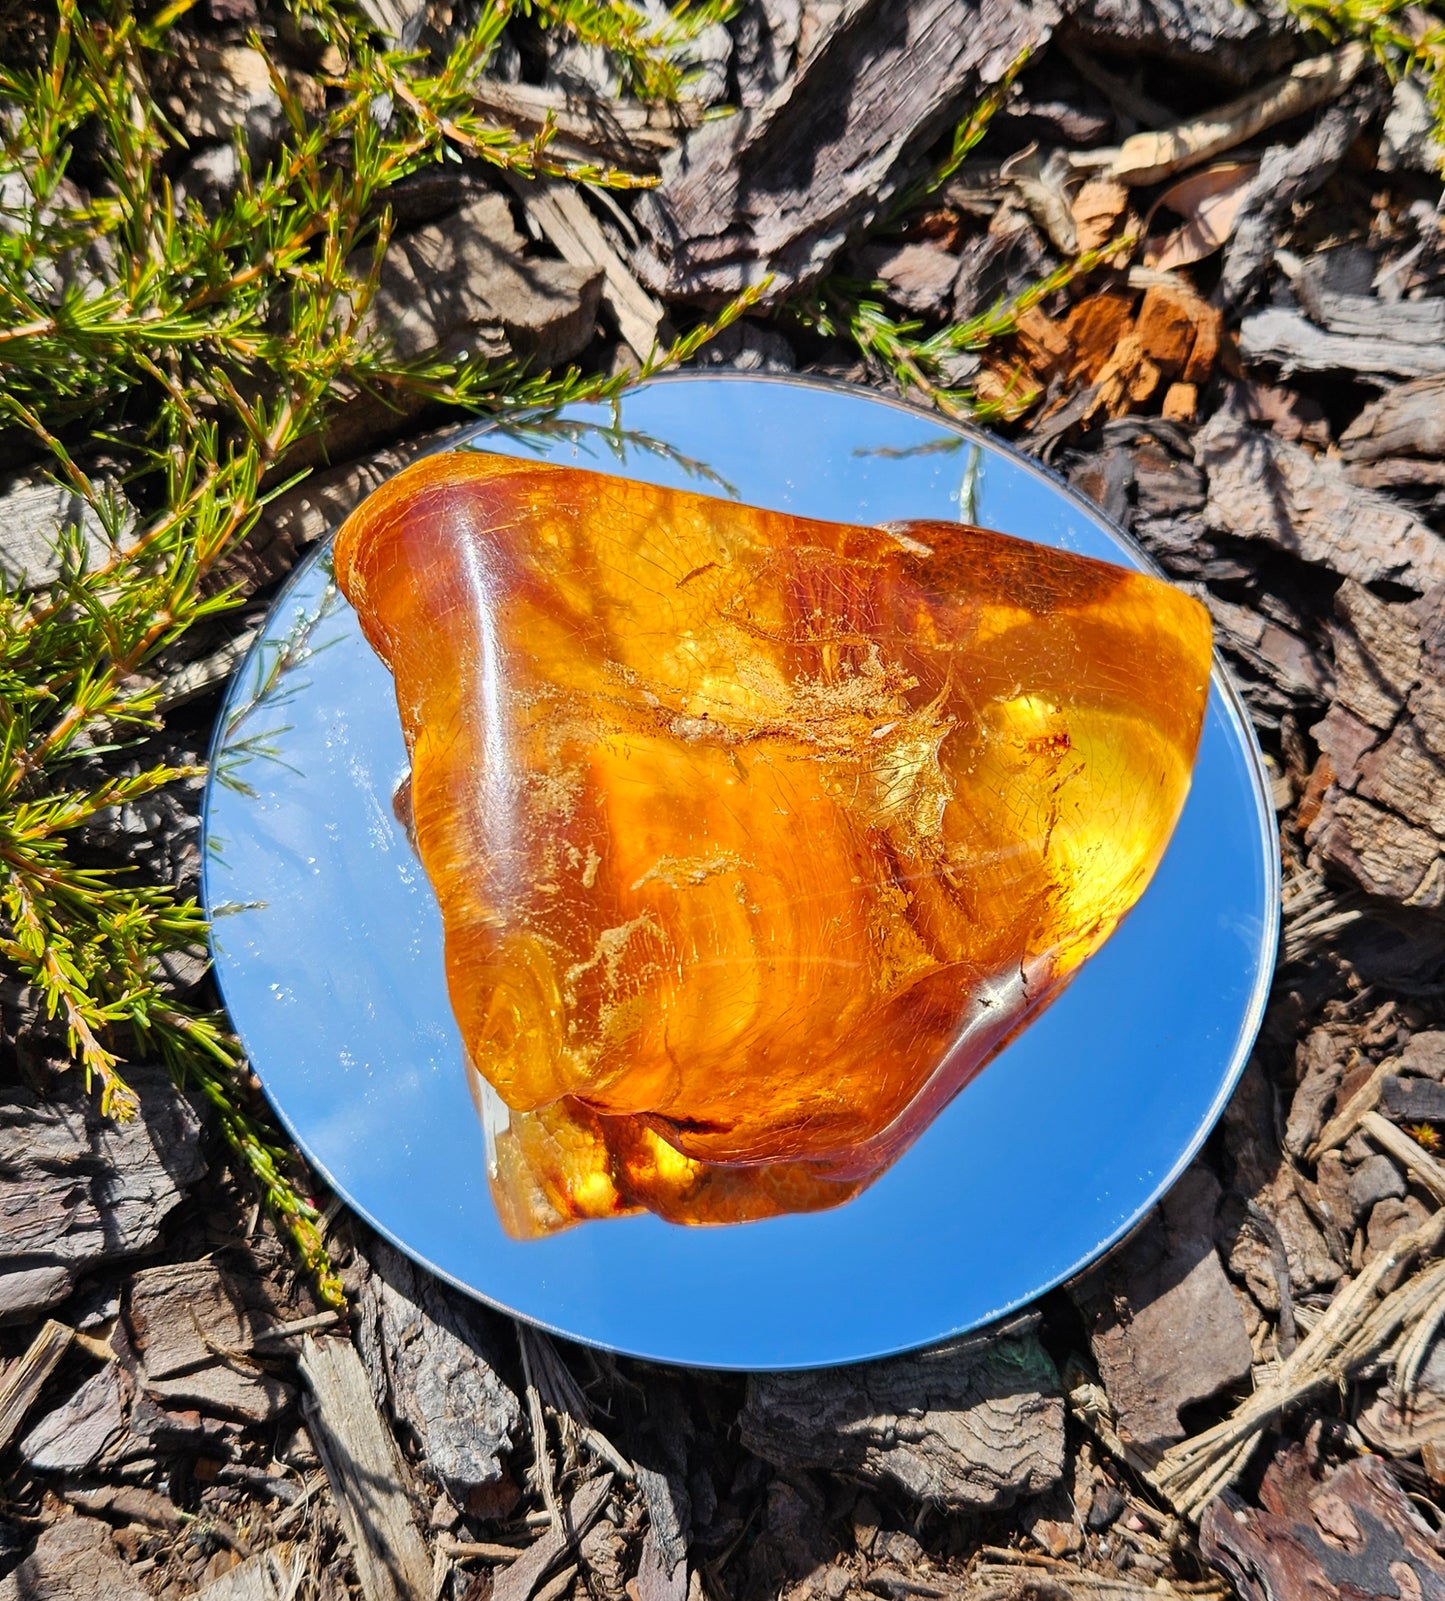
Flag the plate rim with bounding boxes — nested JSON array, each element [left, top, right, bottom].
[[202, 370, 1282, 1368]]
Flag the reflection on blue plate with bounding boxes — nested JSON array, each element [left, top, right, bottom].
[[202, 374, 1279, 1370]]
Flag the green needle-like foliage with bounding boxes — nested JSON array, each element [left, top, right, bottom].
[[0, 0, 757, 1306]]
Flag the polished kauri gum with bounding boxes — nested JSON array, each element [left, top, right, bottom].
[[333, 452, 1213, 1237]]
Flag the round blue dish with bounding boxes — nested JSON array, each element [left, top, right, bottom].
[[202, 373, 1279, 1369]]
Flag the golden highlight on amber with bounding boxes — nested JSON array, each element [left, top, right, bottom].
[[333, 452, 1212, 1237]]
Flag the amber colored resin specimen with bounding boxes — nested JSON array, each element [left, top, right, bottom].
[[333, 452, 1212, 1237]]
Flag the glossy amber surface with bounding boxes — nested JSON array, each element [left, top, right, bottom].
[[334, 451, 1212, 1236]]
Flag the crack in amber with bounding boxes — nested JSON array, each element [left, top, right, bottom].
[[334, 452, 1212, 1237]]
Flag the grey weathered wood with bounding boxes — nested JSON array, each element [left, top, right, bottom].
[[196, 1551, 304, 1601], [354, 1237, 520, 1501], [1341, 374, 1445, 462], [1061, 0, 1297, 86], [18, 1363, 130, 1475], [0, 1515, 150, 1601], [632, 0, 1058, 304], [0, 1065, 205, 1322], [1296, 272, 1445, 346], [471, 80, 700, 173], [0, 476, 135, 590], [1239, 305, 1445, 382], [1306, 581, 1445, 915], [1073, 1167, 1253, 1458], [739, 1314, 1064, 1511], [1197, 411, 1445, 592], [0, 1320, 72, 1454], [299, 1335, 433, 1601], [491, 1475, 614, 1601], [1219, 80, 1386, 311], [512, 178, 666, 361], [1381, 1077, 1445, 1124], [363, 193, 603, 370], [128, 1262, 293, 1424]]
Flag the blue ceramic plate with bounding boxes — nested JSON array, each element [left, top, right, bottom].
[[202, 374, 1279, 1369]]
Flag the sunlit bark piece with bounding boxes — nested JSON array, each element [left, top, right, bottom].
[[334, 452, 1212, 1236]]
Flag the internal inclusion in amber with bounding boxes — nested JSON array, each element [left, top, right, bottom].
[[333, 452, 1213, 1238]]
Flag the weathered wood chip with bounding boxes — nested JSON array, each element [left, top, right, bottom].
[[18, 1362, 130, 1475], [1381, 1077, 1445, 1124], [1201, 1446, 1445, 1600], [196, 1550, 304, 1601], [299, 1335, 433, 1601], [633, 0, 1058, 304], [1303, 582, 1445, 915], [0, 1065, 205, 1322], [492, 1475, 614, 1601], [1197, 412, 1445, 593], [0, 1514, 149, 1601], [739, 1313, 1064, 1511], [1341, 373, 1445, 463], [1239, 305, 1445, 382], [1072, 1167, 1252, 1458], [0, 1319, 72, 1454], [128, 1262, 293, 1423], [354, 1237, 520, 1501]]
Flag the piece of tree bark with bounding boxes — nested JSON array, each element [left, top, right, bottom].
[[0, 1319, 72, 1453], [1303, 581, 1445, 915], [1218, 78, 1384, 310], [632, 0, 1058, 304], [196, 1551, 304, 1601], [492, 1475, 615, 1601], [299, 1334, 433, 1601], [17, 1362, 131, 1475], [470, 80, 700, 174], [511, 178, 666, 361], [127, 1262, 293, 1424], [354, 1236, 520, 1502], [1073, 1167, 1254, 1459], [1200, 1445, 1445, 1601], [0, 475, 135, 590], [1381, 1077, 1445, 1123], [0, 1065, 205, 1322], [0, 1515, 149, 1601], [363, 193, 603, 370], [1341, 374, 1445, 463], [738, 1313, 1064, 1511], [1197, 412, 1445, 592], [1239, 304, 1445, 382], [1060, 0, 1298, 86]]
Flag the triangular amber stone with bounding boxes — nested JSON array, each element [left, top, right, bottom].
[[334, 452, 1212, 1236]]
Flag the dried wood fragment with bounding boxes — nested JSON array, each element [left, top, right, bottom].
[[0, 1065, 204, 1321], [1060, 0, 1297, 86], [60, 1483, 186, 1531], [1304, 582, 1445, 914], [739, 1313, 1064, 1511], [0, 1319, 72, 1453], [1072, 1169, 1252, 1459], [128, 1261, 293, 1423], [633, 0, 1058, 303], [299, 1335, 433, 1601], [1381, 1076, 1445, 1124], [18, 1361, 131, 1475], [492, 1475, 614, 1601], [355, 1238, 520, 1502], [470, 80, 701, 174], [195, 1551, 304, 1601], [1097, 43, 1370, 187], [1197, 413, 1445, 592], [1217, 79, 1384, 310], [1201, 1447, 1445, 1601], [512, 179, 666, 361], [1341, 373, 1445, 462], [365, 193, 603, 370], [0, 1515, 149, 1601], [1238, 305, 1445, 382]]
